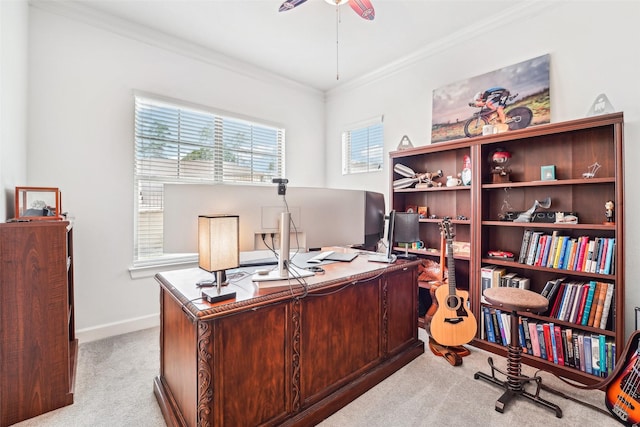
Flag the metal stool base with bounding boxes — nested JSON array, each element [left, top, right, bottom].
[[474, 356, 562, 418]]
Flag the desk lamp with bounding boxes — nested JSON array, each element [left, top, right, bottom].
[[393, 212, 420, 260], [198, 214, 239, 303]]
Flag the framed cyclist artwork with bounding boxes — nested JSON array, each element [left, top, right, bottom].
[[431, 54, 550, 143]]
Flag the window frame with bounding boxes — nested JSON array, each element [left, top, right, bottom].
[[131, 92, 285, 271], [341, 116, 384, 175]]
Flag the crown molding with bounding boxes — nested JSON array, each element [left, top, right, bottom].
[[326, 1, 559, 98], [28, 0, 323, 97]]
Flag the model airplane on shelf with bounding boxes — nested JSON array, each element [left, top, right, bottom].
[[279, 0, 375, 20]]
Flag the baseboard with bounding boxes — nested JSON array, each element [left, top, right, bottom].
[[76, 313, 159, 343]]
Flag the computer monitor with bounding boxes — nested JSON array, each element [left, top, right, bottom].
[[163, 184, 378, 255], [393, 212, 420, 260], [360, 191, 386, 252]]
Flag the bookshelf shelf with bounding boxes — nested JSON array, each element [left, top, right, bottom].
[[389, 112, 624, 387]]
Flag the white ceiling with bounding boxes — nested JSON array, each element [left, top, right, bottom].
[[51, 0, 528, 92]]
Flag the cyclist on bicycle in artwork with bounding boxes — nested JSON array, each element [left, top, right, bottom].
[[470, 87, 510, 124]]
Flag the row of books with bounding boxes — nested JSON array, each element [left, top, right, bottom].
[[481, 307, 616, 377], [518, 231, 616, 275], [542, 278, 614, 329], [480, 264, 530, 293]]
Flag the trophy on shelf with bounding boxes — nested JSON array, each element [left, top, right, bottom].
[[514, 196, 552, 223], [489, 148, 512, 183]]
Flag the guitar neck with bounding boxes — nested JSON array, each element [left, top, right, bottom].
[[447, 239, 456, 293]]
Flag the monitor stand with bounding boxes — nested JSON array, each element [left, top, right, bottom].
[[253, 211, 314, 283]]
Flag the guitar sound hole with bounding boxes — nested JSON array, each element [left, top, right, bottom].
[[446, 295, 460, 310]]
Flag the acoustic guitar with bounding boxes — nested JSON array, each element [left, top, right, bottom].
[[429, 219, 477, 347], [606, 329, 640, 425]]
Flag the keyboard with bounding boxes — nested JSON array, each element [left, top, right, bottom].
[[307, 250, 335, 264], [367, 254, 397, 264], [239, 256, 278, 267]]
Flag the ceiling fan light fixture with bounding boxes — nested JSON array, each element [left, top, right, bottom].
[[324, 0, 350, 5]]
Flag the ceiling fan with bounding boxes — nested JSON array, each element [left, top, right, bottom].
[[279, 0, 376, 21]]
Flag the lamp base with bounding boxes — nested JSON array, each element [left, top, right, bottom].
[[396, 253, 418, 260], [201, 288, 236, 304]]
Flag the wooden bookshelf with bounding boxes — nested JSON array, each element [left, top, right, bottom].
[[390, 112, 624, 386], [0, 221, 77, 426]]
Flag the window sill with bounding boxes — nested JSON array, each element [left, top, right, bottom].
[[129, 253, 198, 279]]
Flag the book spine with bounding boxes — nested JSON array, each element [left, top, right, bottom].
[[522, 317, 532, 355], [604, 238, 615, 275], [529, 321, 541, 357], [537, 323, 547, 360], [587, 281, 601, 326], [526, 232, 542, 265], [584, 335, 593, 374], [568, 282, 585, 323], [565, 328, 574, 368], [583, 239, 595, 272], [533, 235, 546, 266], [566, 238, 579, 270], [483, 307, 496, 343], [518, 318, 527, 351], [599, 335, 607, 377], [574, 283, 589, 325], [543, 323, 554, 362], [552, 236, 567, 268], [599, 282, 615, 329], [581, 281, 597, 325], [540, 234, 553, 267], [491, 310, 502, 345], [518, 230, 532, 264], [598, 238, 609, 274], [576, 332, 584, 372], [554, 325, 565, 366], [591, 334, 601, 376], [592, 282, 608, 328]]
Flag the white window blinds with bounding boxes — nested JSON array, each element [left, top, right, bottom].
[[342, 118, 384, 174], [134, 95, 285, 263]]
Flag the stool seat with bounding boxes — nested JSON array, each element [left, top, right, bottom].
[[474, 286, 562, 418], [483, 287, 548, 313]]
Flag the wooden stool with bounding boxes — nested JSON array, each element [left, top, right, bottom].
[[474, 287, 562, 418]]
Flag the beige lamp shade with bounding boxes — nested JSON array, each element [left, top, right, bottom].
[[198, 215, 240, 272]]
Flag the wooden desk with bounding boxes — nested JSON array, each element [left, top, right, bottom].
[[154, 255, 423, 427]]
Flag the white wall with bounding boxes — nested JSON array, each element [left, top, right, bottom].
[[27, 5, 326, 340], [25, 1, 640, 341], [0, 0, 29, 219], [325, 1, 640, 339]]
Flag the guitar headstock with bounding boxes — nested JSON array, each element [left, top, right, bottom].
[[440, 217, 455, 241]]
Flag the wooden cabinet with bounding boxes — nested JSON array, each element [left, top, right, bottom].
[[389, 112, 624, 385], [0, 221, 77, 426], [154, 257, 423, 427]]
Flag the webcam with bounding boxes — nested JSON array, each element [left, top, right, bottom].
[[272, 178, 288, 195]]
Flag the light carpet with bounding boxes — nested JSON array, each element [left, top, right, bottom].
[[15, 327, 618, 426]]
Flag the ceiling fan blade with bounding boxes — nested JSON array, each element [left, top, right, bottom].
[[278, 0, 309, 12], [348, 0, 375, 20]]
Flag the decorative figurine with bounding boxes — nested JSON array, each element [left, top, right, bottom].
[[514, 196, 552, 223], [489, 148, 512, 183], [605, 200, 615, 224], [582, 162, 601, 179], [393, 163, 443, 189], [460, 154, 472, 186]]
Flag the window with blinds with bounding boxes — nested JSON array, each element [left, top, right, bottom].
[[342, 119, 384, 174], [134, 95, 285, 264]]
